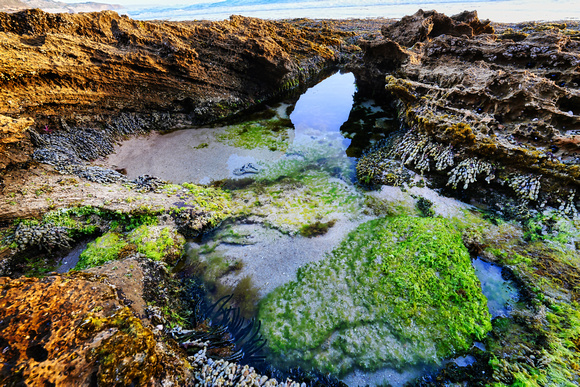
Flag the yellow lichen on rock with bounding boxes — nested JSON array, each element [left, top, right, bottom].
[[0, 114, 34, 169], [0, 273, 191, 386]]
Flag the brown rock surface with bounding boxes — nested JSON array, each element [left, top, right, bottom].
[[0, 9, 344, 122], [0, 114, 34, 169], [0, 268, 191, 386], [381, 9, 494, 47], [351, 12, 580, 210]]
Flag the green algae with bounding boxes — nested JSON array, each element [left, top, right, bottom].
[[128, 225, 185, 264], [459, 211, 580, 385], [177, 183, 233, 229], [216, 118, 292, 151], [75, 232, 128, 270], [234, 170, 362, 234], [259, 216, 491, 375], [75, 225, 186, 270]]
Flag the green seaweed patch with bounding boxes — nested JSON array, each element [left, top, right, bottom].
[[234, 171, 362, 234], [166, 183, 233, 235], [216, 118, 292, 151], [75, 232, 128, 270], [259, 216, 491, 375], [128, 225, 185, 265], [487, 300, 580, 386], [463, 214, 580, 384]]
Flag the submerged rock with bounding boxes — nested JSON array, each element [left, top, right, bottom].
[[259, 216, 491, 375]]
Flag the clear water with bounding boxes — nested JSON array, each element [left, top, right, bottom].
[[472, 257, 518, 318], [97, 73, 521, 386], [103, 72, 362, 185]]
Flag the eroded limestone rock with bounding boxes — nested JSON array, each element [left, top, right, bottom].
[[352, 11, 580, 213]]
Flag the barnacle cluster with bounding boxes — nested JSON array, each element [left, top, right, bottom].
[[189, 348, 304, 387], [391, 130, 455, 173], [557, 190, 578, 218], [12, 222, 73, 252], [447, 158, 495, 189], [509, 174, 541, 201], [356, 147, 414, 186]]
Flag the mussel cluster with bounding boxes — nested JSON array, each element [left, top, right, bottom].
[[12, 222, 73, 252], [132, 174, 166, 192]]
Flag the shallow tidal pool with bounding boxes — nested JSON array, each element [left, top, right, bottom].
[[95, 72, 520, 385]]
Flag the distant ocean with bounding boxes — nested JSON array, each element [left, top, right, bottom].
[[125, 0, 580, 23]]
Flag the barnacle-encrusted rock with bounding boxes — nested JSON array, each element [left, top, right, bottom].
[[509, 174, 541, 201], [391, 129, 456, 172], [447, 158, 495, 189], [352, 11, 580, 212], [189, 348, 305, 387], [356, 148, 414, 186]]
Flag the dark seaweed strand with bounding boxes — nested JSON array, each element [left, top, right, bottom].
[[177, 294, 268, 364]]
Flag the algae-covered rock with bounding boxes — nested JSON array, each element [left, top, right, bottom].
[[259, 216, 491, 375], [128, 225, 185, 265], [0, 273, 191, 386], [75, 232, 127, 270], [76, 226, 186, 269]]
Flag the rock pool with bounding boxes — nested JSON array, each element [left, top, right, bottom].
[[97, 72, 514, 385]]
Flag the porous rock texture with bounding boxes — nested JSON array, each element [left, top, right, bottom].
[[0, 261, 192, 386], [350, 10, 580, 212]]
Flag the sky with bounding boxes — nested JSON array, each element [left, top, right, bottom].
[[61, 0, 580, 22]]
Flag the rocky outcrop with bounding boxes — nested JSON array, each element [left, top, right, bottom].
[[351, 11, 580, 215], [381, 9, 494, 47], [0, 264, 192, 386], [0, 9, 344, 124], [0, 114, 33, 169]]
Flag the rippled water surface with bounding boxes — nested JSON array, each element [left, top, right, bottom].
[[472, 257, 519, 318]]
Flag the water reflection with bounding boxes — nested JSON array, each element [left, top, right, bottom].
[[290, 71, 356, 149]]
